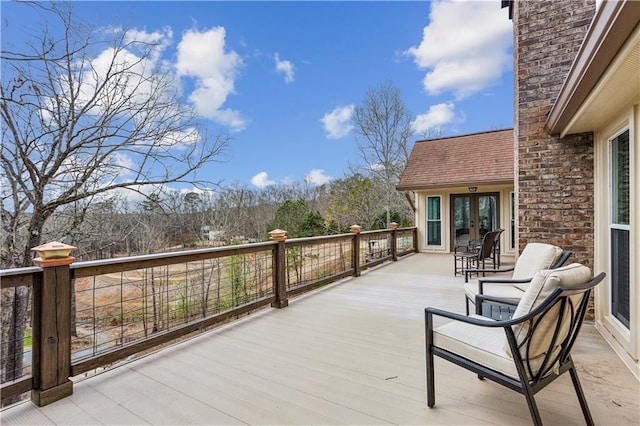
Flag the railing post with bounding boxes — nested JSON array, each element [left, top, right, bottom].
[[30, 242, 76, 406], [350, 225, 362, 277], [413, 227, 419, 253], [390, 222, 398, 261], [269, 230, 288, 308]]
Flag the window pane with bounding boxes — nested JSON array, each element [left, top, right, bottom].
[[611, 228, 630, 328], [427, 197, 440, 220], [612, 130, 630, 225], [427, 222, 441, 245]]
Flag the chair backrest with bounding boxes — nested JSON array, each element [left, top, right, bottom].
[[492, 228, 504, 245], [511, 243, 564, 280], [550, 250, 572, 269], [478, 229, 502, 260], [505, 264, 605, 380]]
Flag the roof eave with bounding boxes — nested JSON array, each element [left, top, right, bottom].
[[396, 179, 514, 192], [545, 0, 640, 136]]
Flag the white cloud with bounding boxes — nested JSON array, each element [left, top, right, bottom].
[[411, 102, 456, 134], [176, 27, 246, 130], [305, 169, 333, 186], [274, 53, 295, 83], [77, 47, 159, 115], [124, 27, 173, 64], [251, 171, 276, 188], [321, 105, 355, 139], [405, 0, 512, 98]]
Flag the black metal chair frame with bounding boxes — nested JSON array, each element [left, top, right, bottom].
[[474, 227, 504, 268], [464, 250, 573, 317], [425, 272, 606, 426]]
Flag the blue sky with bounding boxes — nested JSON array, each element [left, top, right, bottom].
[[2, 0, 514, 192]]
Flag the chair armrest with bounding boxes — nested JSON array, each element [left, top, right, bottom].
[[425, 306, 512, 328], [473, 266, 515, 275], [475, 294, 520, 307], [464, 266, 515, 282], [477, 277, 532, 294]]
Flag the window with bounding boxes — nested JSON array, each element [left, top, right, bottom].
[[610, 129, 630, 328], [427, 196, 441, 246]]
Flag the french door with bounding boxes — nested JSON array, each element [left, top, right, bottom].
[[452, 193, 499, 247]]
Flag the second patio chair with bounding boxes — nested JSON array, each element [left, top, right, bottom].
[[453, 229, 503, 277], [463, 242, 570, 317]]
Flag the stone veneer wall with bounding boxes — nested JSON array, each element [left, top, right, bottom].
[[513, 0, 596, 269]]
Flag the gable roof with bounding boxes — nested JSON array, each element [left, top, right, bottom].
[[396, 128, 514, 191]]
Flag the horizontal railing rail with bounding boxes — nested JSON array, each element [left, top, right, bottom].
[[1, 226, 416, 407]]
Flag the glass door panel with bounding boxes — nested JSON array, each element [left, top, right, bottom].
[[478, 195, 498, 238], [452, 193, 500, 248], [453, 196, 471, 247]]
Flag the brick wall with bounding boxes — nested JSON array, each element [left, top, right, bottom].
[[514, 0, 596, 269]]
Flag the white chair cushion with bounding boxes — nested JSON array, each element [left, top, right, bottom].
[[511, 243, 563, 281], [507, 263, 592, 358], [433, 316, 548, 379]]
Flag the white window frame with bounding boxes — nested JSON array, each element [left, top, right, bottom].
[[608, 127, 631, 330], [426, 195, 442, 247]]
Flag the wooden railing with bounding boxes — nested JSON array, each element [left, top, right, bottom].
[[0, 227, 416, 406]]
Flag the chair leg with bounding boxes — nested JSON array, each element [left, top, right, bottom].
[[425, 312, 436, 408], [569, 363, 595, 426], [426, 349, 435, 407], [475, 298, 483, 316], [522, 384, 543, 426]]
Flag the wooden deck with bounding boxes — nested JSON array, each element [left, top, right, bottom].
[[2, 253, 638, 425]]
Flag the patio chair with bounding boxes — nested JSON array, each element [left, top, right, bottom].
[[463, 242, 569, 317], [453, 229, 503, 277], [426, 264, 606, 426]]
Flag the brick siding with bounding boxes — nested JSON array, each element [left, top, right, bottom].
[[514, 0, 596, 269]]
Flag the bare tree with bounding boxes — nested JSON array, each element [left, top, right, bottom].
[[352, 81, 413, 227], [1, 2, 228, 266], [0, 2, 229, 385]]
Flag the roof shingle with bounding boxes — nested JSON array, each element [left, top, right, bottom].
[[397, 129, 514, 191]]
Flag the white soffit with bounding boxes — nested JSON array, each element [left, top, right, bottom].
[[562, 25, 640, 137]]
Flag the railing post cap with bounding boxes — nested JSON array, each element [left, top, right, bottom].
[[389, 222, 398, 230], [31, 241, 76, 267], [350, 225, 362, 233], [268, 229, 288, 241]]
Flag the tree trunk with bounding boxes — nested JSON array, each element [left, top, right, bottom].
[[0, 286, 29, 383], [1, 211, 45, 401]]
